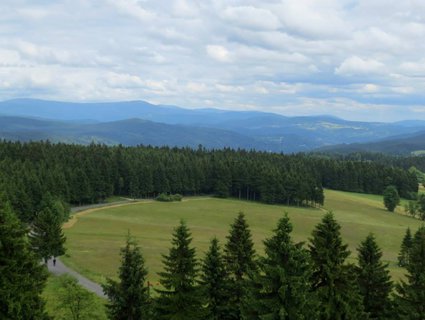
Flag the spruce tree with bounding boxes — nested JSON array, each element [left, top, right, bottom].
[[0, 199, 49, 319], [102, 234, 150, 320], [156, 221, 202, 319], [30, 207, 66, 263], [242, 214, 318, 319], [200, 237, 232, 320], [394, 226, 425, 319], [398, 228, 413, 267], [224, 212, 256, 319], [356, 234, 393, 319], [309, 212, 365, 320]]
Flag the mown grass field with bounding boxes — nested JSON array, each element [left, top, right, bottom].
[[62, 190, 424, 286]]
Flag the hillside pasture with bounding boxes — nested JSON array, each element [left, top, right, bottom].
[[62, 190, 423, 285]]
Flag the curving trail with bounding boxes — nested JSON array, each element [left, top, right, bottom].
[[48, 199, 150, 298], [47, 258, 106, 298], [64, 199, 151, 229]]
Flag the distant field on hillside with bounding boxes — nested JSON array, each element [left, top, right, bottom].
[[62, 190, 423, 286]]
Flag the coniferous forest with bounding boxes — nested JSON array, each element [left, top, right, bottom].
[[0, 140, 418, 223], [1, 140, 425, 319]]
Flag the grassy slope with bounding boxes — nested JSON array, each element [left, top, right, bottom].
[[43, 275, 107, 319], [62, 190, 423, 286]]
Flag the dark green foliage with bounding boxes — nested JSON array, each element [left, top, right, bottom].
[[0, 141, 419, 222], [383, 185, 400, 212], [224, 212, 256, 319], [156, 221, 203, 320], [399, 228, 413, 267], [417, 194, 425, 220], [405, 201, 418, 218], [242, 214, 318, 319], [102, 234, 150, 320], [30, 206, 66, 263], [356, 234, 393, 319], [155, 193, 183, 202], [200, 238, 232, 320], [57, 274, 97, 320], [0, 199, 49, 319], [309, 212, 366, 320], [394, 226, 425, 319]]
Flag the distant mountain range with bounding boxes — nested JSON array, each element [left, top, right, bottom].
[[1, 98, 425, 153], [316, 130, 425, 155]]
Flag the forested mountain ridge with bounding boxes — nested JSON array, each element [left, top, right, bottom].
[[0, 116, 266, 150], [317, 130, 425, 155], [2, 99, 425, 152], [0, 141, 417, 223]]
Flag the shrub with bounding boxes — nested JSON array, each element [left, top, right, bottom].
[[156, 193, 183, 202]]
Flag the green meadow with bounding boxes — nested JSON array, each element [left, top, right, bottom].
[[62, 190, 424, 286], [43, 275, 107, 319]]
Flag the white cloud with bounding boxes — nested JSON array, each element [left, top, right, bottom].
[[0, 0, 425, 121], [361, 84, 380, 93], [206, 45, 231, 62], [335, 56, 386, 76], [222, 6, 281, 30], [275, 0, 349, 39], [107, 0, 155, 21]]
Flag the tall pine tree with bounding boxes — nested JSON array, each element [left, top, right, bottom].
[[0, 199, 49, 319], [242, 213, 318, 319], [224, 212, 256, 319], [200, 237, 232, 320], [394, 226, 425, 319], [102, 234, 150, 320], [156, 221, 202, 320], [309, 212, 365, 320], [30, 206, 66, 263], [356, 234, 393, 319], [398, 227, 413, 267]]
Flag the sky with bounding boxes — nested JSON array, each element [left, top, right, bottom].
[[1, 0, 425, 122]]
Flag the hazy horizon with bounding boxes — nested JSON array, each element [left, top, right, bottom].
[[1, 1, 424, 122]]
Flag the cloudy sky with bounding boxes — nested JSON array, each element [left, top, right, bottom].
[[1, 0, 425, 121]]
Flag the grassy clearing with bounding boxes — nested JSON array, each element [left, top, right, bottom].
[[43, 275, 107, 319], [62, 191, 423, 286]]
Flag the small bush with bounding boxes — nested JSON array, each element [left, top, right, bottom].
[[171, 194, 183, 201], [156, 193, 183, 202]]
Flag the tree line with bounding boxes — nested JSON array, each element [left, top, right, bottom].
[[103, 212, 425, 320], [0, 141, 418, 222]]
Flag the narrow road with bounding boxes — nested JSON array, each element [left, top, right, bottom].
[[46, 201, 135, 299], [47, 258, 106, 298]]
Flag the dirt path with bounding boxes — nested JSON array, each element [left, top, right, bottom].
[[64, 199, 153, 229]]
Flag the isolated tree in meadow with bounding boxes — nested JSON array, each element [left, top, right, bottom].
[[309, 212, 365, 320], [156, 221, 203, 320], [200, 237, 232, 320], [0, 198, 49, 320], [398, 228, 413, 267], [224, 212, 256, 319], [30, 206, 66, 263], [394, 226, 425, 319], [57, 274, 96, 320], [356, 234, 393, 319], [103, 234, 151, 320], [242, 214, 318, 319], [383, 185, 400, 212]]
